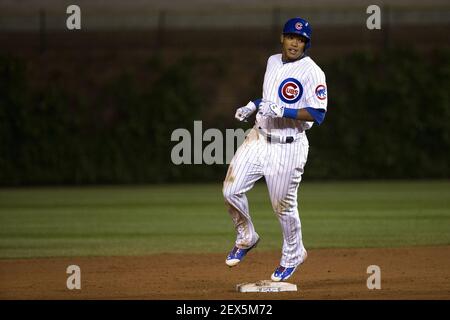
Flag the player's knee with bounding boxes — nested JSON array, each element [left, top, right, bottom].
[[223, 188, 238, 204], [222, 188, 233, 202], [272, 199, 295, 215]]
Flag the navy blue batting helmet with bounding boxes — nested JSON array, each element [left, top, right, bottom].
[[282, 17, 312, 50]]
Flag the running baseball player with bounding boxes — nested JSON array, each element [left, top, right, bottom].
[[223, 17, 327, 282]]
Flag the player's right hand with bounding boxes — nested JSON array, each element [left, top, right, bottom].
[[235, 101, 257, 122], [257, 100, 284, 118]]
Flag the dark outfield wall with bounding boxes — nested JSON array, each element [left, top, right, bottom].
[[0, 28, 449, 185]]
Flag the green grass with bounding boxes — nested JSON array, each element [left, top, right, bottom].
[[0, 181, 449, 258]]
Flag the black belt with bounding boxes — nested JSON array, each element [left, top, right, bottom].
[[266, 135, 294, 144], [257, 127, 296, 144]]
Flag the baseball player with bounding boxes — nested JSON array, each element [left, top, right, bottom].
[[223, 17, 327, 282]]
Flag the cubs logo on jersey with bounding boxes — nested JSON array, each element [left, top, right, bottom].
[[315, 85, 327, 100], [278, 78, 303, 104]]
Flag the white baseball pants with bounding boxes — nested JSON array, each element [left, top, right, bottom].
[[223, 127, 309, 268]]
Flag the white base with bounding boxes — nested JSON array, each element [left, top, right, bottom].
[[236, 280, 297, 293]]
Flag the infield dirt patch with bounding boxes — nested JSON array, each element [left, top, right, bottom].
[[1, 246, 449, 299]]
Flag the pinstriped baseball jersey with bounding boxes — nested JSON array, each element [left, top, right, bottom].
[[257, 54, 328, 135]]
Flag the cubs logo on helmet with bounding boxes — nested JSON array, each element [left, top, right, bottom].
[[278, 78, 303, 104], [295, 22, 303, 30], [315, 85, 327, 100]]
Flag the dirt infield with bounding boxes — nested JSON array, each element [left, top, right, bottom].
[[1, 246, 449, 300]]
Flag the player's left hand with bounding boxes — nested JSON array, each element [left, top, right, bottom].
[[257, 100, 284, 118]]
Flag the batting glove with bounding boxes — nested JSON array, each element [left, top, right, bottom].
[[257, 100, 284, 118], [235, 101, 258, 122]]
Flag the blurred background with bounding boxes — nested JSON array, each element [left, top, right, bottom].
[[1, 0, 449, 185]]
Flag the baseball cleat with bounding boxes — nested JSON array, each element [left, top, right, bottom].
[[271, 265, 297, 282], [271, 250, 307, 281], [225, 238, 260, 267]]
